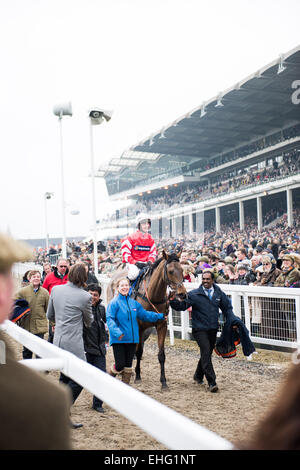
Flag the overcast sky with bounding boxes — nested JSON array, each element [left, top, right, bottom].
[[0, 0, 299, 241]]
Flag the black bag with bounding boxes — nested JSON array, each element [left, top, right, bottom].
[[10, 299, 30, 325]]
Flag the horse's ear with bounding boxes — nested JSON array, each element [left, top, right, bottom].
[[177, 249, 182, 259], [162, 250, 168, 260]]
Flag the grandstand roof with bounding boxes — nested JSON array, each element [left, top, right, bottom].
[[102, 45, 300, 188]]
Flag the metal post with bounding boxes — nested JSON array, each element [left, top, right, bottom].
[[44, 196, 49, 253], [58, 116, 67, 259], [257, 196, 262, 231], [239, 200, 244, 231], [287, 188, 294, 227], [215, 206, 221, 232], [90, 121, 98, 277]]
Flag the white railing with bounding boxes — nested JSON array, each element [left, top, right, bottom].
[[0, 320, 232, 450], [98, 275, 300, 349], [9, 264, 299, 449], [13, 265, 300, 349]]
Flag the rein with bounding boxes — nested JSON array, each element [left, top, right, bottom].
[[135, 258, 183, 313]]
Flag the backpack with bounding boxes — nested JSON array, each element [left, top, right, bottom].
[[11, 299, 30, 325]]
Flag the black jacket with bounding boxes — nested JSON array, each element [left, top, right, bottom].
[[87, 271, 99, 285], [230, 271, 256, 285], [215, 315, 256, 358], [170, 283, 235, 330], [83, 301, 108, 356]]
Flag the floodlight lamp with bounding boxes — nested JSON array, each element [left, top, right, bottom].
[[89, 108, 113, 125], [53, 102, 73, 118]]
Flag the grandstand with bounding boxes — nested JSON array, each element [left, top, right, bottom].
[[98, 45, 300, 240]]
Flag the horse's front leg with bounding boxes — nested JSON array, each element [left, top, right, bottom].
[[157, 322, 168, 389], [134, 339, 143, 383]]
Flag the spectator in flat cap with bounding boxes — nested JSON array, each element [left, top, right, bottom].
[[274, 254, 300, 287]]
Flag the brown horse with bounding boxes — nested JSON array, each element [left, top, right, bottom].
[[106, 250, 187, 388]]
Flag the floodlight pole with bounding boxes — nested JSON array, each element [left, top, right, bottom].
[[58, 113, 67, 259], [53, 102, 72, 260], [44, 192, 54, 254], [44, 195, 49, 253], [89, 120, 99, 277]]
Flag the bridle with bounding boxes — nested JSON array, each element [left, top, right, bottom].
[[136, 257, 184, 311], [163, 260, 184, 291]]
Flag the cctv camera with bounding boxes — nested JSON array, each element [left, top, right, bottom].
[[88, 108, 113, 124]]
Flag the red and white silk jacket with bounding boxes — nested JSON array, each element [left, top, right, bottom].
[[121, 230, 157, 264]]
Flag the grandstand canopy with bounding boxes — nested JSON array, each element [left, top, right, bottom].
[[102, 45, 300, 195]]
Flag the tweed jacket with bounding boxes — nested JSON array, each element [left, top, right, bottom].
[[0, 331, 71, 450], [15, 284, 49, 335], [47, 282, 93, 361]]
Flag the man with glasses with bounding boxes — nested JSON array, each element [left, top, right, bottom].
[[42, 258, 69, 343]]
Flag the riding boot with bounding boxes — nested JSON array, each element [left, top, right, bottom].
[[121, 367, 133, 385], [109, 364, 123, 378]]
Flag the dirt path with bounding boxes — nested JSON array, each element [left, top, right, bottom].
[[9, 333, 291, 450]]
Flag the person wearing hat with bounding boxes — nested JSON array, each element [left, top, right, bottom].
[[195, 256, 211, 276], [0, 233, 71, 449], [121, 213, 157, 281], [254, 256, 281, 287], [230, 263, 256, 285], [274, 255, 300, 287]]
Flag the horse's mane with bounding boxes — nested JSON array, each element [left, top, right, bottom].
[[149, 253, 180, 273]]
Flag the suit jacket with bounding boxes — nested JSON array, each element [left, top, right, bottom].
[[170, 283, 234, 331], [47, 282, 93, 361], [0, 331, 71, 450]]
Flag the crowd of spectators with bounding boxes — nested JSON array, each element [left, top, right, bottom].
[[100, 146, 300, 226], [33, 209, 300, 290]]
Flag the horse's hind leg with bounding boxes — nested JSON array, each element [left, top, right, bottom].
[[157, 323, 168, 389], [134, 339, 143, 383]]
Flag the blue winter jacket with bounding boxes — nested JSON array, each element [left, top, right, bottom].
[[107, 294, 164, 345], [170, 283, 235, 330]]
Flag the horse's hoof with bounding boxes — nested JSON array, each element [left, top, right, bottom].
[[134, 377, 141, 383], [161, 383, 168, 390]]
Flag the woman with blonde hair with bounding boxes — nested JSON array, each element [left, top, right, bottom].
[[106, 277, 165, 385]]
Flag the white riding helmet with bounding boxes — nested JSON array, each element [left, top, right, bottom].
[[135, 213, 151, 229]]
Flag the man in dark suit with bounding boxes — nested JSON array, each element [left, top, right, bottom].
[[0, 233, 71, 450], [170, 270, 235, 393]]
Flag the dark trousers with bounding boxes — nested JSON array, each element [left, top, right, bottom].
[[86, 352, 106, 408], [48, 324, 54, 344], [22, 333, 44, 360], [59, 373, 83, 405], [112, 343, 136, 372], [60, 353, 107, 408], [192, 329, 218, 386]]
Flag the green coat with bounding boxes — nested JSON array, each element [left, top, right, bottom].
[[16, 284, 49, 335], [0, 331, 71, 450], [274, 267, 300, 287]]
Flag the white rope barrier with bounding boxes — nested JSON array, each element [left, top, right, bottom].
[[1, 320, 233, 450]]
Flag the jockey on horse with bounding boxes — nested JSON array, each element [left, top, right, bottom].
[[121, 213, 157, 288]]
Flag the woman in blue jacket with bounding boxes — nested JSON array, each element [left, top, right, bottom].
[[106, 277, 165, 385]]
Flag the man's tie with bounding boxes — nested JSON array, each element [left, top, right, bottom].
[[206, 288, 212, 300]]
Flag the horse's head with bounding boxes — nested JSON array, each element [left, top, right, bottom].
[[162, 250, 187, 300]]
